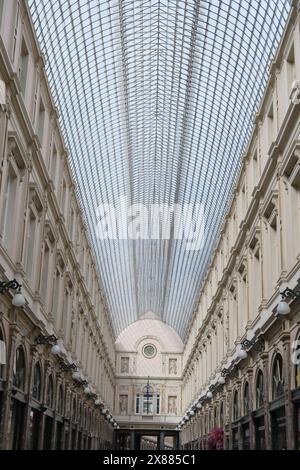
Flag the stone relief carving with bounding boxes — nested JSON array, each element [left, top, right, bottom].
[[169, 358, 177, 375], [121, 356, 129, 373], [168, 396, 177, 415], [119, 394, 128, 415]]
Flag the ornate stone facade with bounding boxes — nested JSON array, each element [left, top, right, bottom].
[[180, 1, 300, 450], [0, 0, 115, 449]]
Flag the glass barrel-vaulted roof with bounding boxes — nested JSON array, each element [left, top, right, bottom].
[[28, 0, 290, 339]]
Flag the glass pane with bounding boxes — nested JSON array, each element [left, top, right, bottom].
[[27, 0, 291, 338]]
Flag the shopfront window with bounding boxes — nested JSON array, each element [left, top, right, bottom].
[[29, 408, 41, 450], [295, 404, 300, 450], [271, 407, 287, 450], [242, 423, 250, 450], [294, 336, 300, 389], [255, 416, 265, 450], [232, 428, 239, 450], [0, 327, 6, 379]]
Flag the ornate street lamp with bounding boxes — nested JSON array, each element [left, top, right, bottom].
[[35, 334, 57, 346], [240, 337, 264, 354], [59, 360, 77, 372], [0, 279, 25, 307], [276, 287, 300, 315]]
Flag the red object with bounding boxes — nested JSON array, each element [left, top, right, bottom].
[[207, 427, 224, 450]]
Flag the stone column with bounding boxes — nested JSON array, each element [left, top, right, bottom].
[[23, 345, 38, 449], [158, 430, 165, 450], [261, 352, 271, 449], [247, 368, 255, 450], [282, 331, 293, 449], [175, 431, 180, 450], [130, 429, 135, 450], [1, 324, 18, 449]]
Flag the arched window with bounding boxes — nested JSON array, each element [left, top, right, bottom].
[[57, 385, 64, 415], [294, 335, 300, 389], [0, 327, 6, 379], [209, 409, 213, 430], [272, 354, 284, 400], [233, 390, 239, 421], [256, 370, 264, 408], [83, 408, 87, 429], [243, 382, 250, 415], [46, 375, 54, 408], [72, 397, 76, 421], [32, 363, 42, 401], [219, 401, 224, 426], [13, 346, 26, 390], [78, 403, 82, 426], [86, 410, 91, 430]]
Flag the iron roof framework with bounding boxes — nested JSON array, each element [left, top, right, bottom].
[[28, 0, 290, 339]]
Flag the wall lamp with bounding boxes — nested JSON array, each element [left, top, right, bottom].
[[71, 371, 88, 388], [209, 378, 225, 394], [0, 279, 25, 307], [34, 333, 61, 356], [277, 286, 300, 315], [59, 360, 77, 372], [238, 337, 265, 358], [221, 365, 239, 380], [35, 334, 57, 346]]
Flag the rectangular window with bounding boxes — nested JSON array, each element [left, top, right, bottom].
[[1, 166, 17, 252], [156, 395, 160, 415], [19, 38, 29, 95], [51, 145, 57, 185], [0, 1, 4, 30], [267, 103, 274, 146], [286, 43, 295, 91], [69, 207, 74, 239], [135, 394, 140, 414], [52, 269, 60, 318], [60, 179, 67, 215], [37, 99, 45, 144], [25, 210, 36, 278], [12, 2, 20, 62], [143, 394, 153, 414], [253, 150, 258, 184], [41, 243, 50, 304]]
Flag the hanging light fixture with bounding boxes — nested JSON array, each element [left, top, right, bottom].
[[218, 376, 225, 385], [237, 348, 248, 359], [276, 299, 291, 315], [51, 344, 61, 355]]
